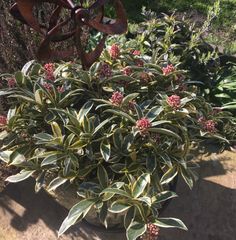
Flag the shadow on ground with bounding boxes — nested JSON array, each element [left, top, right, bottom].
[[0, 150, 235, 240]]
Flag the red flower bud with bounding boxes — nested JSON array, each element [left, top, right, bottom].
[[167, 95, 181, 109], [132, 50, 141, 56], [99, 63, 112, 78], [162, 64, 175, 76], [110, 91, 124, 106], [0, 115, 7, 126], [136, 117, 151, 135], [123, 67, 133, 76], [109, 44, 120, 59], [7, 78, 16, 88]]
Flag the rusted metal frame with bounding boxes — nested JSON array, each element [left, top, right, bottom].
[[10, 0, 128, 69]]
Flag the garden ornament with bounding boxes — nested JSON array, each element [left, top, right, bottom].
[[9, 0, 128, 69]]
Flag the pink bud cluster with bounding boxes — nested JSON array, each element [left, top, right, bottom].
[[110, 91, 124, 106], [99, 63, 112, 78], [132, 50, 141, 56], [43, 83, 53, 91], [135, 59, 144, 67], [123, 67, 133, 76], [43, 83, 65, 93], [44, 63, 55, 81], [57, 86, 65, 93], [198, 117, 217, 133], [167, 95, 181, 109], [0, 115, 7, 126], [162, 64, 175, 76], [140, 223, 160, 240], [7, 78, 16, 88], [109, 44, 120, 59], [136, 117, 152, 135]]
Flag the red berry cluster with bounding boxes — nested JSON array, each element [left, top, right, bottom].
[[132, 50, 141, 56], [109, 44, 120, 59], [167, 95, 181, 109], [43, 82, 53, 91], [0, 115, 7, 126], [140, 223, 160, 240], [99, 63, 112, 78], [135, 59, 144, 67], [57, 86, 65, 93], [7, 78, 16, 88], [110, 91, 124, 106], [162, 64, 175, 76], [198, 117, 217, 133], [136, 117, 152, 135], [123, 67, 133, 76], [44, 63, 55, 81]]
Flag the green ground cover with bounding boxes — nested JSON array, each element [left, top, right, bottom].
[[124, 0, 236, 54]]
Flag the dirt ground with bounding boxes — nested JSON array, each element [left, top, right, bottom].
[[0, 149, 236, 240]]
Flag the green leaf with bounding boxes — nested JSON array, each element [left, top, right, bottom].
[[123, 93, 139, 105], [146, 106, 163, 122], [138, 196, 152, 206], [154, 191, 178, 204], [47, 177, 67, 191], [34, 89, 43, 105], [109, 201, 131, 213], [126, 221, 147, 240], [51, 122, 63, 138], [35, 171, 46, 193], [93, 116, 116, 135], [9, 94, 35, 104], [104, 109, 136, 124], [146, 154, 157, 173], [124, 206, 136, 229], [0, 151, 12, 163], [97, 165, 109, 189], [153, 218, 188, 230], [69, 140, 88, 149], [160, 166, 178, 185], [21, 60, 36, 75], [151, 120, 171, 127], [15, 71, 24, 85], [9, 151, 26, 165], [132, 173, 150, 198], [6, 170, 35, 183], [68, 199, 97, 219], [30, 63, 41, 76], [41, 154, 64, 166], [101, 188, 131, 198], [180, 165, 194, 189], [149, 128, 182, 141], [107, 75, 136, 83], [134, 104, 144, 119], [100, 140, 111, 162], [99, 203, 108, 228], [77, 101, 93, 123], [58, 213, 83, 237], [34, 133, 54, 142]]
